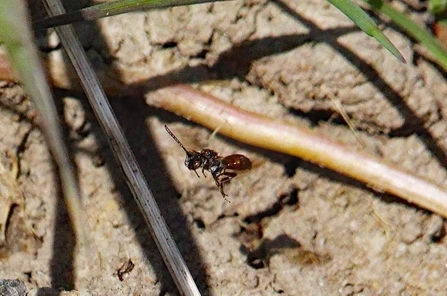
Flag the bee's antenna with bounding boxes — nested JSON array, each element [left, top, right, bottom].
[[164, 125, 190, 154]]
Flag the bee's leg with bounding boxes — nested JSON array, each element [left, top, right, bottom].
[[214, 172, 237, 202], [201, 167, 208, 178], [220, 190, 230, 203], [214, 172, 237, 186], [192, 169, 200, 178]]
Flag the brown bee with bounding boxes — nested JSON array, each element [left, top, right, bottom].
[[165, 125, 252, 199]]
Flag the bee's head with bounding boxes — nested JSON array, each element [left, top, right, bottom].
[[184, 151, 203, 171]]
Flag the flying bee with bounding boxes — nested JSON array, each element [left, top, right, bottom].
[[164, 125, 252, 200]]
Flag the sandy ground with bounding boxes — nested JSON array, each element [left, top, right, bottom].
[[1, 0, 447, 295]]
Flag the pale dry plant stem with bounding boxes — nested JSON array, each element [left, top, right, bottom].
[[146, 84, 447, 218]]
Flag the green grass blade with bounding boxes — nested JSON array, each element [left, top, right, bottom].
[[429, 0, 447, 15], [365, 0, 447, 70], [34, 0, 232, 29], [0, 0, 89, 246], [328, 0, 405, 62]]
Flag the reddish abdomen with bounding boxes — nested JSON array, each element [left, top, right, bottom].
[[222, 154, 252, 170]]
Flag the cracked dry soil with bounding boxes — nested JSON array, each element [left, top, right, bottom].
[[1, 0, 447, 294]]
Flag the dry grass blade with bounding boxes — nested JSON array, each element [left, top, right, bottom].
[[42, 0, 200, 295], [146, 84, 447, 218], [0, 0, 89, 248]]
